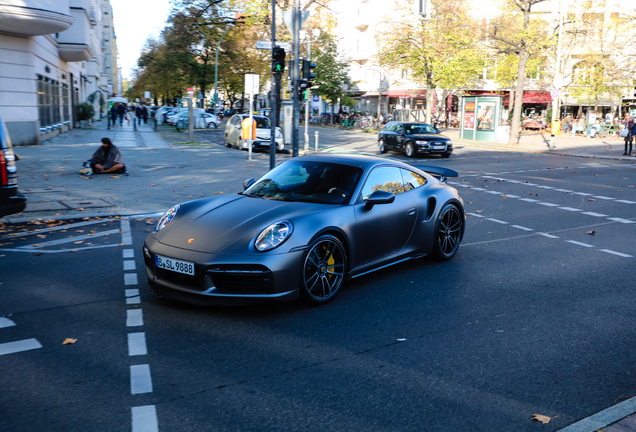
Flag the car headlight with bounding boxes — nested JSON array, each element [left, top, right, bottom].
[[415, 140, 429, 146], [154, 204, 181, 232], [255, 221, 293, 251]]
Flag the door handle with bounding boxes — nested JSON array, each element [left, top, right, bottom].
[[406, 208, 416, 216]]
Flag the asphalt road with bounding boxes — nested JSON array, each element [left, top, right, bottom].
[[1, 135, 636, 431]]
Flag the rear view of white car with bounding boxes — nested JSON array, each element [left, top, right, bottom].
[[224, 114, 284, 152]]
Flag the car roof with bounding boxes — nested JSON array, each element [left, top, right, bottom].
[[292, 153, 414, 170]]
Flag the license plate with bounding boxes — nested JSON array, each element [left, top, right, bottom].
[[433, 145, 445, 149], [155, 254, 195, 276]]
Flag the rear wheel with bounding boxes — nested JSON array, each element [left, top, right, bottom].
[[301, 235, 347, 305], [379, 138, 387, 153], [432, 204, 463, 261], [405, 142, 415, 158]]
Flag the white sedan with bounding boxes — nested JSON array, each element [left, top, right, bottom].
[[224, 114, 284, 151]]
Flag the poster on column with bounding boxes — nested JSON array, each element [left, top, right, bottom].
[[464, 102, 475, 129]]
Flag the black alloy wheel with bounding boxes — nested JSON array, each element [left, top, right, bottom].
[[301, 235, 347, 304], [405, 142, 415, 158], [432, 204, 462, 260], [379, 138, 387, 153]]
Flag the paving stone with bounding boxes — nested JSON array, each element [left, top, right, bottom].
[[24, 201, 69, 211], [60, 199, 113, 209]]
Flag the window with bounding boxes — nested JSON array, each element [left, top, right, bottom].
[[401, 169, 426, 190], [360, 166, 408, 201], [395, 124, 404, 134], [37, 75, 61, 130]]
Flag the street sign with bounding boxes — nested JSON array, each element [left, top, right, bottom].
[[244, 74, 259, 95], [256, 40, 292, 51], [550, 88, 560, 98], [187, 87, 194, 97], [281, 10, 310, 33]]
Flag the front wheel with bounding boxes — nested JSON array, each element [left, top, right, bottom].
[[379, 138, 387, 153], [441, 152, 451, 158], [405, 142, 415, 158], [301, 235, 347, 305], [432, 204, 463, 261]]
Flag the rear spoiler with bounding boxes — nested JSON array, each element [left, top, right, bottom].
[[417, 165, 459, 182]]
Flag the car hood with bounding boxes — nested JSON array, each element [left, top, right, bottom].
[[406, 133, 450, 142], [154, 195, 317, 254]]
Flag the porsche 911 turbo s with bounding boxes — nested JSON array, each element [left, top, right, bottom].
[[143, 154, 465, 306]]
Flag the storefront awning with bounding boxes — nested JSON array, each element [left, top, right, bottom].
[[466, 90, 552, 104]]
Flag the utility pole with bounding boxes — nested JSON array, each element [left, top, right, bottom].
[[270, 0, 277, 169], [291, 0, 300, 157], [549, 0, 563, 151]]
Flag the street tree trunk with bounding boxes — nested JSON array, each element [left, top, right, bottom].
[[509, 50, 529, 144]]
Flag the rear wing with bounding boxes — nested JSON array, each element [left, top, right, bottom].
[[417, 165, 459, 182]]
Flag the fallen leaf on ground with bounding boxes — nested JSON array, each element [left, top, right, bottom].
[[466, 202, 473, 204], [503, 195, 507, 199], [187, 238, 194, 244], [110, 175, 119, 178], [531, 414, 555, 424], [63, 338, 77, 345], [587, 231, 595, 235], [588, 198, 595, 201], [474, 210, 483, 213]]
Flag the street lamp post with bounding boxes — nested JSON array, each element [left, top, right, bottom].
[[301, 29, 320, 150], [213, 27, 230, 115], [364, 68, 385, 123]]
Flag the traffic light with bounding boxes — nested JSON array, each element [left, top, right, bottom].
[[301, 59, 316, 84], [272, 47, 286, 75]]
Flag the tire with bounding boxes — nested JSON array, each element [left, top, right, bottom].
[[405, 142, 415, 158], [224, 135, 231, 147], [301, 235, 347, 305], [379, 138, 387, 153], [432, 203, 463, 261], [441, 152, 451, 158]]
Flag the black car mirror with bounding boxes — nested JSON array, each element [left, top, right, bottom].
[[364, 190, 395, 209], [435, 129, 440, 134], [243, 178, 255, 190]]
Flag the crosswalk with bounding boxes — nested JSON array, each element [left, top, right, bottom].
[[0, 317, 42, 356]]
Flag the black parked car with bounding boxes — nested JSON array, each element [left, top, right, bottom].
[[0, 113, 26, 218], [378, 122, 453, 158]]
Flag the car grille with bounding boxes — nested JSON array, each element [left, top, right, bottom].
[[156, 268, 205, 290], [209, 266, 272, 294]]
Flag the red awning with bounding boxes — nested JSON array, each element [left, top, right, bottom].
[[384, 90, 427, 98], [465, 90, 552, 104]]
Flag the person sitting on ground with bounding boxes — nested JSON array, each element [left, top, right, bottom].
[[83, 137, 126, 175]]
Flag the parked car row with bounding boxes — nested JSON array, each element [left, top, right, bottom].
[[224, 114, 285, 152], [0, 113, 26, 218]]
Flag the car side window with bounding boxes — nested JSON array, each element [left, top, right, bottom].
[[395, 124, 404, 134], [360, 166, 407, 201], [381, 123, 393, 132], [401, 169, 427, 191]]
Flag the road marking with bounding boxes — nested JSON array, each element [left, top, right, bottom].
[[599, 249, 633, 258], [486, 218, 508, 224], [124, 260, 137, 271], [0, 317, 16, 328], [572, 192, 593, 196], [519, 198, 539, 202], [123, 249, 135, 258], [581, 212, 608, 217], [0, 338, 42, 356], [13, 229, 120, 250], [0, 219, 113, 239], [616, 200, 636, 204], [538, 202, 560, 207], [540, 233, 560, 239], [128, 333, 148, 356], [125, 273, 138, 285], [505, 194, 520, 198], [485, 191, 503, 195], [130, 364, 153, 394], [467, 213, 485, 218], [566, 241, 594, 248], [127, 297, 141, 305], [607, 217, 636, 224], [127, 309, 143, 327], [558, 207, 583, 212], [132, 405, 158, 432], [593, 196, 615, 200], [511, 225, 533, 231], [121, 217, 132, 245], [557, 395, 636, 432], [126, 289, 140, 297]]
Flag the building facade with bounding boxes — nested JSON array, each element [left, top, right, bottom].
[[0, 0, 120, 146]]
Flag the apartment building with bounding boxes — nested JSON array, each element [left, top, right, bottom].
[[0, 0, 119, 146]]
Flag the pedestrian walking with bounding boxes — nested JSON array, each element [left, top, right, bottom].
[[141, 106, 148, 124], [135, 105, 143, 125], [117, 103, 126, 126], [110, 105, 118, 127], [623, 117, 634, 156]]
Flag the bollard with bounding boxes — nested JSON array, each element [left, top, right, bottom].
[[133, 115, 137, 131], [304, 133, 309, 151], [247, 140, 252, 161], [314, 131, 319, 152], [107, 117, 110, 130]]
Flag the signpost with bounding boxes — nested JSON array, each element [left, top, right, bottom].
[[187, 87, 194, 142], [256, 40, 291, 51], [244, 74, 260, 160]]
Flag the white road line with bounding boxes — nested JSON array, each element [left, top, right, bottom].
[[128, 333, 148, 356], [593, 196, 615, 200], [572, 192, 593, 196], [486, 218, 508, 224], [616, 200, 636, 204], [599, 249, 633, 258], [540, 233, 560, 239], [0, 338, 42, 356], [581, 212, 608, 217], [538, 202, 561, 207], [505, 194, 520, 198], [126, 289, 140, 297], [120, 217, 132, 245], [566, 241, 595, 248], [485, 191, 503, 195], [540, 186, 553, 189], [127, 296, 141, 305], [467, 213, 485, 218], [132, 406, 158, 432], [125, 273, 138, 285], [607, 217, 636, 224], [130, 364, 153, 394], [471, 187, 487, 191], [123, 249, 135, 258], [13, 229, 120, 249], [0, 219, 112, 239], [127, 309, 143, 327], [124, 260, 137, 271], [511, 225, 534, 231], [0, 244, 121, 254], [558, 207, 583, 212], [519, 198, 539, 202], [0, 317, 16, 328]]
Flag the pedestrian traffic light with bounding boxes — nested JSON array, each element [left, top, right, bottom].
[[301, 59, 316, 84], [272, 47, 286, 75]]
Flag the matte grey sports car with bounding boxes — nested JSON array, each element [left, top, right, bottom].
[[143, 154, 465, 306]]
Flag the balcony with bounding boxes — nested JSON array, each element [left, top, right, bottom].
[[56, 7, 93, 61], [0, 0, 73, 36]]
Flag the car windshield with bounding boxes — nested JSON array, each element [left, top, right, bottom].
[[244, 161, 362, 205], [244, 117, 271, 129], [404, 124, 437, 135]]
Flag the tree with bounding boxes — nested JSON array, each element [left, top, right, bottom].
[[489, 0, 553, 143], [376, 0, 487, 124], [311, 35, 354, 121]]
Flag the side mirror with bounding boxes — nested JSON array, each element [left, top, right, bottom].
[[243, 178, 255, 190], [364, 190, 395, 210], [435, 129, 441, 134]]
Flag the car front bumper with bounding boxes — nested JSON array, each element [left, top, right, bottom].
[[143, 236, 303, 305], [416, 144, 452, 154], [0, 187, 26, 218]]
